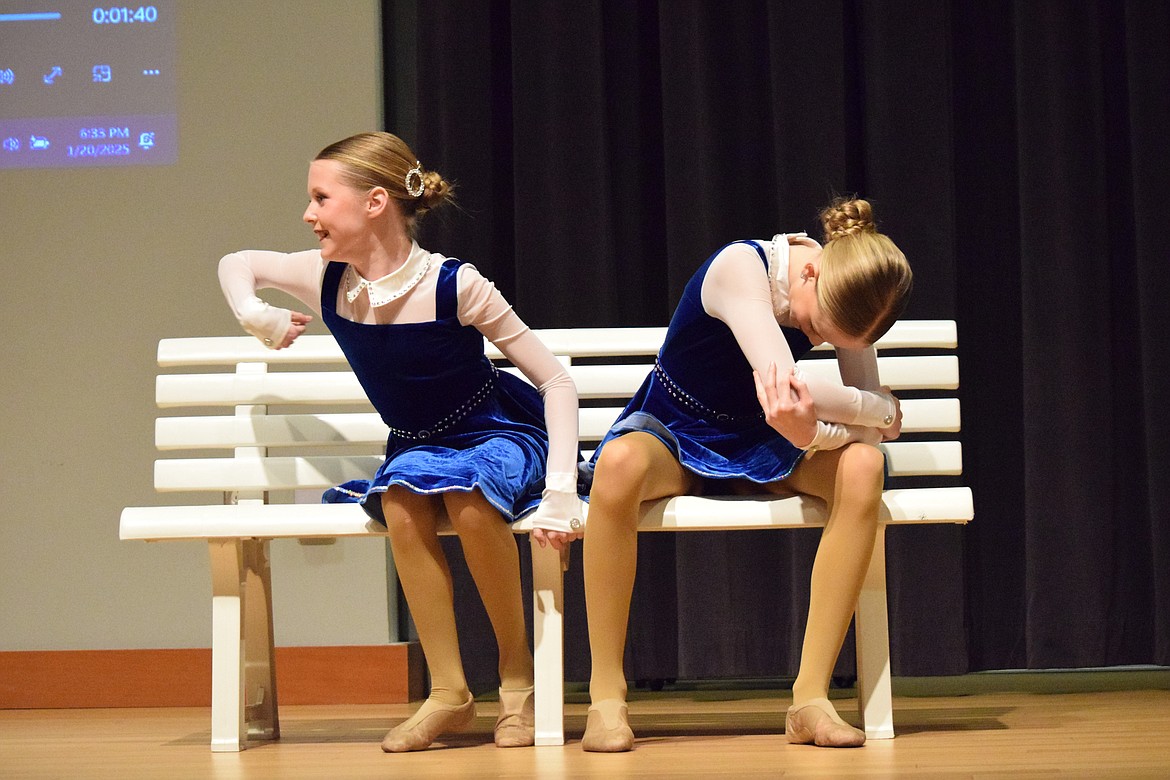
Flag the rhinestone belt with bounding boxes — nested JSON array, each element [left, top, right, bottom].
[[386, 365, 499, 440], [653, 358, 764, 423]]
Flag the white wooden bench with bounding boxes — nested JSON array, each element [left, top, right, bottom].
[[119, 321, 973, 751]]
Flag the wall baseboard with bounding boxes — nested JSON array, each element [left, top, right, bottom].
[[0, 643, 425, 709]]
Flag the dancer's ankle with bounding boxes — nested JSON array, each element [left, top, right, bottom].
[[426, 685, 472, 708], [498, 672, 534, 693], [588, 678, 628, 706], [790, 680, 826, 708]]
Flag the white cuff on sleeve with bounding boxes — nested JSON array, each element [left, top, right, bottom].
[[856, 388, 897, 427], [528, 471, 584, 534], [801, 421, 831, 452], [238, 296, 290, 348]]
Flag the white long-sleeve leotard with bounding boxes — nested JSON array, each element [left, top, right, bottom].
[[218, 243, 582, 532], [700, 234, 896, 450]]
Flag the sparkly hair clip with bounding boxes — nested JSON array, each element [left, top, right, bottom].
[[405, 161, 424, 198]]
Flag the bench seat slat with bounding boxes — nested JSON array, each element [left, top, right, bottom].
[[121, 502, 386, 540], [119, 486, 972, 542], [642, 487, 973, 530]]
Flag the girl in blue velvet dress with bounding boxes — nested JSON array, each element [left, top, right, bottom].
[[219, 132, 582, 753], [580, 198, 912, 752]]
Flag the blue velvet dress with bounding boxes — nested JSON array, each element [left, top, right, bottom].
[[320, 258, 549, 523], [586, 240, 813, 488]]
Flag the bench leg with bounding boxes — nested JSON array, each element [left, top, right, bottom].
[[530, 538, 565, 746], [854, 524, 895, 739], [242, 539, 280, 742], [208, 539, 280, 752], [209, 540, 246, 752]]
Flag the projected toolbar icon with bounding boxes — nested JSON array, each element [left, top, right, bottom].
[[0, 0, 176, 169]]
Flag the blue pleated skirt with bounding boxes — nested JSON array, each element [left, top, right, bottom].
[[324, 373, 548, 524], [581, 368, 804, 495]]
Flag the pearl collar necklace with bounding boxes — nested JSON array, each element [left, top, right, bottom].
[[766, 232, 820, 324], [766, 233, 795, 322], [345, 244, 431, 307]]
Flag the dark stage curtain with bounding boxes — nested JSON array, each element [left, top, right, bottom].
[[381, 0, 1170, 688]]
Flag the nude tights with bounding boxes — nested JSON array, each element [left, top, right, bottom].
[[584, 435, 883, 708], [382, 488, 534, 709]]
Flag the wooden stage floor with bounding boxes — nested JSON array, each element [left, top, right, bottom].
[[3, 684, 1170, 778]]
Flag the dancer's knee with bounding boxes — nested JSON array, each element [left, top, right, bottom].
[[840, 442, 885, 483], [591, 437, 655, 510], [381, 486, 438, 535], [444, 490, 505, 538], [836, 443, 885, 507], [589, 439, 655, 500]]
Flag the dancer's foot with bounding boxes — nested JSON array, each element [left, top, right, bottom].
[[494, 686, 535, 748], [381, 693, 476, 752], [581, 699, 634, 752], [785, 697, 865, 748]]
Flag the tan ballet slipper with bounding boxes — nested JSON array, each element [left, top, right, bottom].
[[494, 686, 535, 748], [785, 697, 866, 748], [381, 693, 476, 753], [581, 698, 635, 752]]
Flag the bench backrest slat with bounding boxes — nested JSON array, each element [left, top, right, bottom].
[[153, 440, 961, 493], [155, 454, 386, 492], [151, 324, 963, 496], [154, 398, 961, 451], [156, 320, 958, 366], [155, 355, 959, 408]]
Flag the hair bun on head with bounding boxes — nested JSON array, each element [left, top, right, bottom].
[[821, 197, 876, 242], [418, 170, 451, 210]]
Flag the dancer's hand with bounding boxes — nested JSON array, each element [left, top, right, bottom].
[[239, 295, 313, 350], [274, 310, 313, 349], [529, 473, 584, 551], [532, 527, 581, 552], [754, 362, 818, 449]]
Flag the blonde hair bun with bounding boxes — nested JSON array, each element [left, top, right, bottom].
[[820, 197, 877, 242], [419, 170, 451, 212]]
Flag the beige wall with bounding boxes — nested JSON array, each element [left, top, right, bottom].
[[0, 1, 394, 651]]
